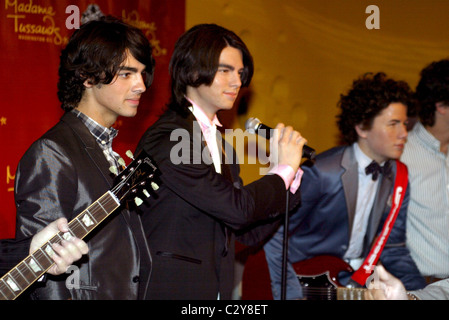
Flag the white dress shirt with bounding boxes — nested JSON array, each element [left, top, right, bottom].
[[188, 104, 222, 174]]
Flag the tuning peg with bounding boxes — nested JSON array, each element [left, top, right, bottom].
[[143, 189, 150, 198], [134, 197, 143, 206], [126, 150, 134, 160], [151, 182, 159, 190], [118, 157, 126, 168], [109, 166, 118, 176]]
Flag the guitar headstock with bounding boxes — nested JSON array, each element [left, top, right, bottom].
[[111, 150, 161, 208]]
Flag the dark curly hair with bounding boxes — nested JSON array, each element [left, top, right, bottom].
[[415, 59, 449, 127], [57, 16, 155, 111], [168, 24, 254, 117], [336, 72, 414, 145]]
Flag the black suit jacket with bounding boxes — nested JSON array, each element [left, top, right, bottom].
[[136, 108, 299, 299], [3, 112, 152, 300]]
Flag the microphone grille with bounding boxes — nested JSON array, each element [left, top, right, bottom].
[[245, 117, 261, 134]]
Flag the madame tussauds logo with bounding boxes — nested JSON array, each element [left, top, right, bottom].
[[5, 0, 66, 45], [5, 0, 55, 15]]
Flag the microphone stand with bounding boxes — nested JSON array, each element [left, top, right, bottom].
[[281, 189, 289, 300]]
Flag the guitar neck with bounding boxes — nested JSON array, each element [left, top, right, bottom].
[[0, 191, 120, 300], [337, 287, 366, 300]]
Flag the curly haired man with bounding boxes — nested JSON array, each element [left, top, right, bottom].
[[264, 72, 426, 300]]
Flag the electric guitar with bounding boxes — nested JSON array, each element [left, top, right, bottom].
[[0, 150, 160, 300], [293, 255, 368, 300]]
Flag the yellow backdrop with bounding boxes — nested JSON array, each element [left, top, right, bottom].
[[186, 0, 449, 184]]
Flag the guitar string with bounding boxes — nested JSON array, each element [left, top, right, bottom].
[[67, 195, 118, 239]]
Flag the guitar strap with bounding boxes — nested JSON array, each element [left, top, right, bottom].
[[350, 160, 408, 286]]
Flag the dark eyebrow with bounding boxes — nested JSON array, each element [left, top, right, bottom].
[[218, 63, 235, 70], [118, 66, 143, 73], [218, 63, 244, 73]]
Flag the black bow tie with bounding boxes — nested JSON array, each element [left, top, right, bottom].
[[365, 160, 390, 181]]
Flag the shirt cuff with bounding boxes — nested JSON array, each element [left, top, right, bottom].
[[269, 164, 303, 193]]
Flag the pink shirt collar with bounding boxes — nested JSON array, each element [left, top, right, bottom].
[[187, 98, 222, 130]]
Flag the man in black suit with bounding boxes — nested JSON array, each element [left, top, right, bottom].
[[136, 24, 307, 299], [2, 16, 155, 300]]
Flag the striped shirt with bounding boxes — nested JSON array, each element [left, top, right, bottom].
[[71, 109, 122, 173], [401, 122, 449, 278]]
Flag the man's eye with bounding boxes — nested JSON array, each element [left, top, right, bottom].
[[118, 72, 131, 78]]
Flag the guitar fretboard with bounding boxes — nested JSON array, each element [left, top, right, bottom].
[[0, 191, 120, 300]]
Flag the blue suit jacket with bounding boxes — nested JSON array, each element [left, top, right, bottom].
[[264, 145, 426, 299]]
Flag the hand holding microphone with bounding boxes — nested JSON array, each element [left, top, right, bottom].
[[245, 117, 316, 160]]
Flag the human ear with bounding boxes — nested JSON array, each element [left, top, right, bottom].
[[83, 79, 94, 88], [436, 102, 449, 115], [355, 124, 368, 139]]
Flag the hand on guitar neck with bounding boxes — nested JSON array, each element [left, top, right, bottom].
[[30, 218, 89, 276]]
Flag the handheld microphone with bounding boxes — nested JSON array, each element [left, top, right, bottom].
[[245, 117, 316, 160]]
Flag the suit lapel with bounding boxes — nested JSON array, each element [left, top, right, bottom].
[[218, 133, 234, 256], [60, 112, 135, 224], [341, 146, 358, 239], [183, 111, 233, 256], [341, 145, 396, 251], [61, 112, 114, 188], [219, 134, 234, 184]]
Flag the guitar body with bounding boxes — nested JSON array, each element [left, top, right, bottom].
[[292, 255, 365, 300]]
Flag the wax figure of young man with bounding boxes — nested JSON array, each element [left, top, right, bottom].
[[264, 72, 426, 300], [1, 16, 155, 300], [401, 59, 449, 283], [135, 24, 306, 300]]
